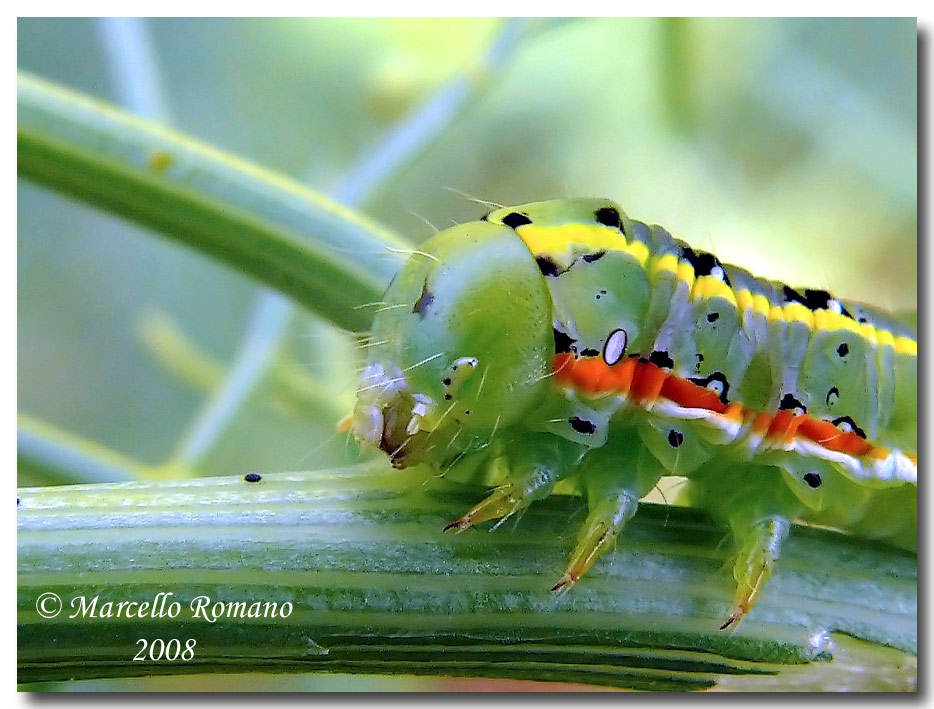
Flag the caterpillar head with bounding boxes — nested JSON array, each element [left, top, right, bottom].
[[352, 218, 552, 468]]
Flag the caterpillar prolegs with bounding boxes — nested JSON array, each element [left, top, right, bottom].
[[350, 198, 917, 628]]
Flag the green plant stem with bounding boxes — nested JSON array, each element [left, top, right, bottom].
[[18, 465, 916, 689], [17, 414, 153, 484], [135, 310, 227, 391], [168, 292, 292, 469], [17, 72, 407, 333], [136, 309, 345, 414]]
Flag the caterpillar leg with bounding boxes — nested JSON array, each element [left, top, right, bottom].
[[720, 515, 790, 630], [442, 482, 533, 532], [551, 490, 639, 592], [443, 434, 581, 533], [552, 437, 663, 592], [681, 463, 803, 629]]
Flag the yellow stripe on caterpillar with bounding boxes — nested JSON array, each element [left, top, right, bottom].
[[514, 210, 915, 359], [781, 302, 814, 327], [692, 275, 738, 305], [515, 223, 626, 261], [676, 261, 696, 289], [895, 337, 917, 355], [649, 253, 680, 283]]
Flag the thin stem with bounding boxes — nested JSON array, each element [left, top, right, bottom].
[[93, 17, 172, 123], [17, 414, 152, 484], [135, 310, 226, 391], [659, 18, 695, 134], [329, 18, 526, 206], [136, 309, 346, 414], [170, 291, 293, 469]]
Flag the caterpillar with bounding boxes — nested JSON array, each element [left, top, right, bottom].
[[350, 198, 917, 628]]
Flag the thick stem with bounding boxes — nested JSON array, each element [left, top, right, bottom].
[[17, 463, 916, 689], [17, 73, 407, 333]]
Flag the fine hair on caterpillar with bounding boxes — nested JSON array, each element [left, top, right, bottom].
[[348, 198, 917, 629]]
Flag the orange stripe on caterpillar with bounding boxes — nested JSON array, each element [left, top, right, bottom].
[[552, 354, 893, 462]]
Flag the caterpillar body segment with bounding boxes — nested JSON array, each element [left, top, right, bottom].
[[351, 198, 917, 627]]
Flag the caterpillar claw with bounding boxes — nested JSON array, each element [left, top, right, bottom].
[[442, 517, 471, 533], [554, 490, 641, 593], [720, 515, 791, 629], [719, 595, 754, 630], [550, 572, 578, 594], [719, 611, 742, 631], [442, 485, 523, 534]]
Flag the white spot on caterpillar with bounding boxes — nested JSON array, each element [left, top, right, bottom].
[[452, 357, 478, 370], [705, 379, 724, 397], [406, 393, 435, 434], [827, 299, 844, 314], [709, 265, 726, 282], [411, 399, 429, 418], [442, 357, 479, 400], [603, 328, 629, 366]]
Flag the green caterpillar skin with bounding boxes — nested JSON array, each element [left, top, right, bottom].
[[351, 198, 917, 627]]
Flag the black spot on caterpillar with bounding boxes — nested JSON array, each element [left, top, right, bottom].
[[568, 416, 597, 436], [594, 206, 623, 231], [536, 255, 563, 277], [649, 350, 674, 369], [680, 246, 731, 285], [244, 473, 262, 483], [502, 211, 533, 229], [554, 328, 576, 354], [569, 416, 597, 435], [803, 289, 853, 317], [803, 472, 822, 488], [667, 430, 684, 448], [832, 415, 867, 439], [779, 394, 807, 413]]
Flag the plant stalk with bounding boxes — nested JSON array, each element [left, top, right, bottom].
[[17, 73, 407, 333], [18, 464, 916, 689]]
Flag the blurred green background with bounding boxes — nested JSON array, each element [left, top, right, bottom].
[[17, 18, 916, 691]]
